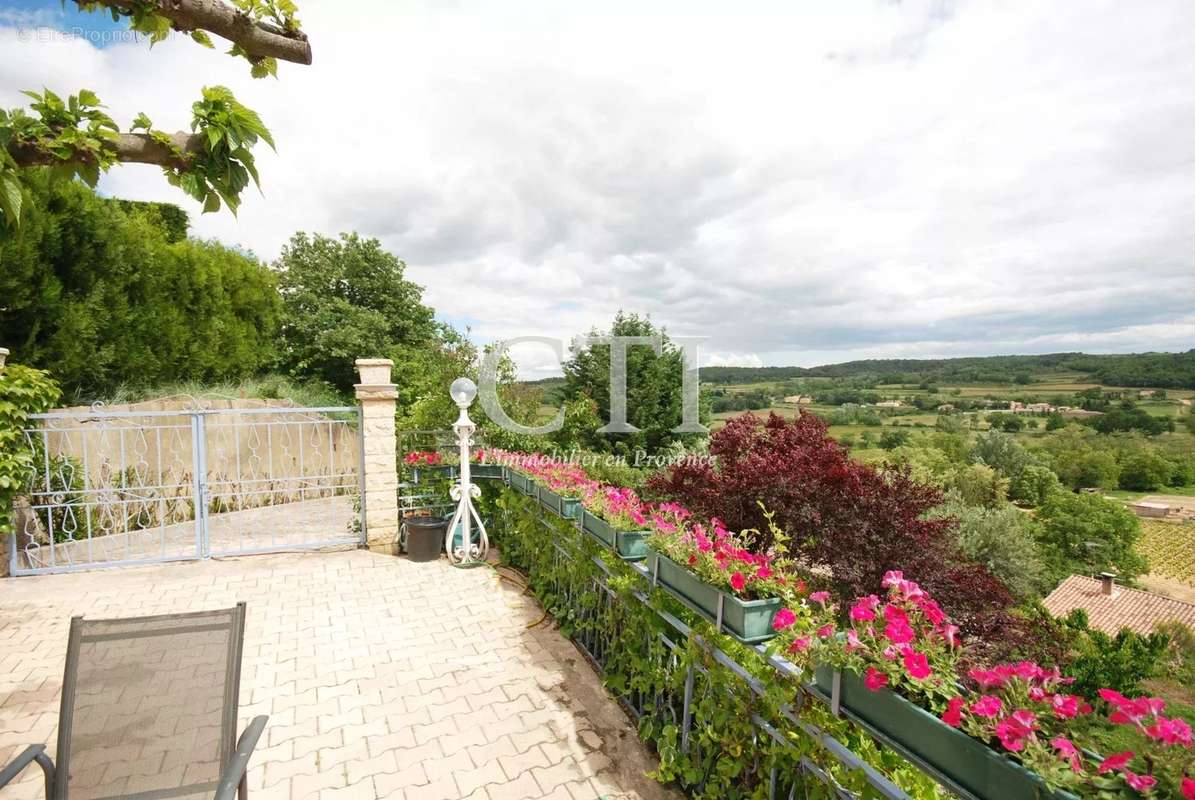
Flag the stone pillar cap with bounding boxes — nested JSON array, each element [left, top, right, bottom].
[[355, 358, 394, 366]]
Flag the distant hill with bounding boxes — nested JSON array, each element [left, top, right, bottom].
[[698, 350, 1195, 389]]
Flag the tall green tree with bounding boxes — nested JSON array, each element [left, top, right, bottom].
[[561, 311, 708, 455], [1035, 428, 1122, 490], [1036, 492, 1147, 583], [0, 175, 280, 400], [273, 232, 445, 400]]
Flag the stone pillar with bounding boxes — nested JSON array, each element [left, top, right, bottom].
[[355, 359, 400, 554]]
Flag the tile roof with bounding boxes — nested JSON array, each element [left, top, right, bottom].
[[1042, 575, 1195, 635]]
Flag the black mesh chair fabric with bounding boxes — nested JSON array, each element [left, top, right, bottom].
[[54, 606, 245, 799]]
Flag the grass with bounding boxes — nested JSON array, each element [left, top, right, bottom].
[[90, 374, 349, 410], [1106, 486, 1195, 502], [1137, 519, 1195, 583]]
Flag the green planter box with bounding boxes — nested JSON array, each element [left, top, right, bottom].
[[812, 666, 1071, 800], [646, 549, 780, 644], [470, 464, 506, 479], [581, 509, 649, 561], [509, 471, 535, 495], [411, 464, 456, 484], [537, 486, 581, 519]]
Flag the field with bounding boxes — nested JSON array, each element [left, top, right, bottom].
[[1137, 519, 1195, 584]]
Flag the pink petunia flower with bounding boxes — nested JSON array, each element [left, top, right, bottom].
[[788, 636, 811, 653], [816, 623, 835, 638], [971, 695, 1004, 719], [850, 595, 880, 622], [968, 668, 1009, 691], [772, 608, 796, 631], [809, 591, 831, 605], [864, 667, 888, 691], [1051, 737, 1082, 772], [903, 650, 931, 680], [1097, 751, 1135, 774], [1181, 777, 1195, 800], [942, 697, 966, 727], [884, 620, 915, 645], [1123, 770, 1157, 793], [1052, 694, 1086, 720], [1145, 715, 1193, 747], [995, 710, 1037, 753], [729, 572, 746, 592]]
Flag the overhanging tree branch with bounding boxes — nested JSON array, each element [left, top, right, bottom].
[[82, 0, 313, 65], [8, 132, 203, 170]]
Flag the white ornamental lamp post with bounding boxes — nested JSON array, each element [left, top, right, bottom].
[[445, 377, 488, 567]]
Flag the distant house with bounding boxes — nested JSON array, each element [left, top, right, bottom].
[[936, 403, 955, 412], [1009, 401, 1052, 413], [1131, 501, 1170, 519], [875, 400, 903, 409], [1139, 389, 1157, 398], [782, 395, 813, 405], [1043, 574, 1195, 635]]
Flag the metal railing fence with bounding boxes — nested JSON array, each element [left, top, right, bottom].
[[12, 405, 364, 574], [495, 489, 919, 800]]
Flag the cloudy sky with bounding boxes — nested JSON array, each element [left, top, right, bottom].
[[2, 0, 1193, 376]]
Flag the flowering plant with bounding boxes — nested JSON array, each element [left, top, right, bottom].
[[404, 450, 443, 466], [403, 449, 496, 467], [582, 485, 650, 530], [525, 459, 595, 498], [944, 665, 1195, 796], [775, 570, 963, 705], [646, 505, 800, 602], [489, 449, 595, 497]]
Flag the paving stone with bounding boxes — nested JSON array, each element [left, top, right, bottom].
[[0, 550, 651, 800]]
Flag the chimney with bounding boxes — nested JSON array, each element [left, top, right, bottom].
[[1098, 572, 1117, 596]]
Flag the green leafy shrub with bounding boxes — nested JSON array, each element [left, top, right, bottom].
[[1058, 610, 1170, 697], [1118, 450, 1176, 492], [0, 360, 60, 537], [1009, 463, 1063, 506], [933, 494, 1049, 600], [1036, 492, 1147, 583], [0, 175, 280, 401]]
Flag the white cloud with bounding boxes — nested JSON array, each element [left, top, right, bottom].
[[705, 352, 765, 369], [2, 0, 1193, 376]]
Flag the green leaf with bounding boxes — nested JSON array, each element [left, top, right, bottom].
[[202, 190, 221, 213], [131, 112, 153, 132], [0, 173, 23, 226], [190, 30, 215, 48], [77, 89, 100, 108], [77, 163, 100, 188]]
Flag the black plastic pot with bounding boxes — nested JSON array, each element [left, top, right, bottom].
[[404, 516, 448, 562]]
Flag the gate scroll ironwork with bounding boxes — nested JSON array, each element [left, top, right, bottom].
[[10, 404, 365, 575]]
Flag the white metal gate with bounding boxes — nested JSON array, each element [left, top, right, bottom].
[[10, 405, 365, 575]]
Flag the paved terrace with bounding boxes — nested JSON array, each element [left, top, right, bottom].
[[0, 550, 678, 800]]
